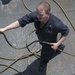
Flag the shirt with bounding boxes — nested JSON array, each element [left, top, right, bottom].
[[18, 11, 69, 43]]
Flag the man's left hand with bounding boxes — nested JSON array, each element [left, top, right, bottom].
[[49, 43, 59, 50]]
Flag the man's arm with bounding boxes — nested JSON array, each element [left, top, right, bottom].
[[50, 35, 66, 50], [57, 35, 66, 46], [0, 11, 37, 33], [0, 21, 20, 33], [50, 16, 70, 50]]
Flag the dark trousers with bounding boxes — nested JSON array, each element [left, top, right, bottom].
[[40, 44, 55, 63], [40, 44, 64, 64]]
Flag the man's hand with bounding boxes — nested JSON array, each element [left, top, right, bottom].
[[49, 43, 59, 50], [0, 28, 5, 33], [49, 36, 67, 50]]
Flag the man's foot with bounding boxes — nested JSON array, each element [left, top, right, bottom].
[[39, 62, 47, 72]]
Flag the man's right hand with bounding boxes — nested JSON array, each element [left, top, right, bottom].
[[0, 28, 5, 33]]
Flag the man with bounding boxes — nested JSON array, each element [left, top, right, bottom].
[[0, 1, 69, 72]]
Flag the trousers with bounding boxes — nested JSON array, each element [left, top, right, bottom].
[[40, 43, 65, 63], [40, 44, 55, 63]]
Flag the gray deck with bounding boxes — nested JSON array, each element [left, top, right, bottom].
[[0, 0, 75, 75]]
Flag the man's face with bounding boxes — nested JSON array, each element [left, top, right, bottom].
[[36, 9, 49, 23]]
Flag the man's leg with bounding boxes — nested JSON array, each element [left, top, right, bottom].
[[39, 44, 55, 72]]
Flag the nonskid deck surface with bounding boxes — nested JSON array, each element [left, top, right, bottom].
[[0, 0, 75, 75]]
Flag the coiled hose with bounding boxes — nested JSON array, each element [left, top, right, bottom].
[[0, 0, 75, 75]]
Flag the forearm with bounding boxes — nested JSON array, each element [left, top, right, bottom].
[[57, 36, 66, 46], [1, 21, 20, 32]]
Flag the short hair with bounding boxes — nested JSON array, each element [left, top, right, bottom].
[[36, 1, 51, 13]]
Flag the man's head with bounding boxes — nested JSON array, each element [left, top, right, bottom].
[[36, 1, 51, 23]]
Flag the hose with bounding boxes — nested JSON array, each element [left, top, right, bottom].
[[21, 0, 75, 57], [1, 31, 75, 74], [0, 64, 23, 75], [0, 47, 41, 74], [0, 0, 75, 75], [53, 0, 75, 31]]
